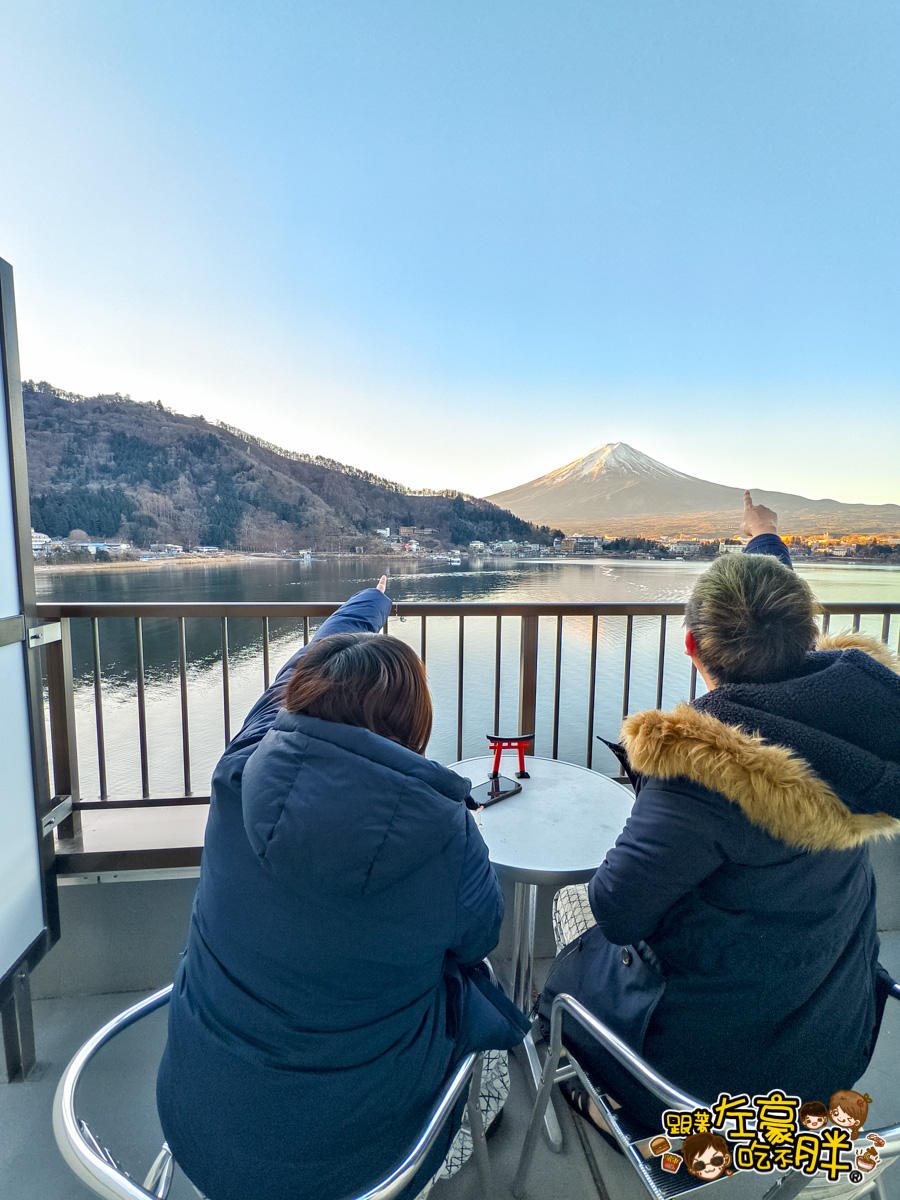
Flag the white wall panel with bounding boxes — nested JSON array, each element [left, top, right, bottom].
[[0, 641, 43, 975]]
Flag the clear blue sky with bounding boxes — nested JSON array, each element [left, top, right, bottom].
[[2, 1, 898, 503]]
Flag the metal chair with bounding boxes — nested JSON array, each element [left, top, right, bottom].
[[513, 989, 900, 1200], [53, 983, 493, 1200]]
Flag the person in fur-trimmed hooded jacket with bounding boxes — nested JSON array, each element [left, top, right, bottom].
[[541, 494, 900, 1131]]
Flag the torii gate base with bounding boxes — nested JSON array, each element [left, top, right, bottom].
[[467, 734, 534, 809]]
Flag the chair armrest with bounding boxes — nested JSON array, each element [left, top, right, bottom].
[[354, 1052, 480, 1200], [52, 985, 174, 1200], [549, 993, 703, 1112]]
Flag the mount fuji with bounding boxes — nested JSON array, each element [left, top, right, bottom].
[[486, 443, 900, 537]]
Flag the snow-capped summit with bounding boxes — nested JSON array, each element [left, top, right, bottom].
[[544, 442, 696, 486]]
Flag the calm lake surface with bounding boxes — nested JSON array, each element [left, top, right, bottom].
[[37, 557, 900, 800]]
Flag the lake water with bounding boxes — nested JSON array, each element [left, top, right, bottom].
[[37, 556, 900, 800]]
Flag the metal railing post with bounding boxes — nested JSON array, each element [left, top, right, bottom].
[[45, 617, 81, 842], [518, 615, 539, 748]]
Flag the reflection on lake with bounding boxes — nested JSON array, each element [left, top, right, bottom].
[[37, 556, 900, 800]]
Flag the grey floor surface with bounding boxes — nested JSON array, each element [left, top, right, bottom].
[[4, 935, 900, 1200]]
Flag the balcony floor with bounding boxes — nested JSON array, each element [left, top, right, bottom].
[[3, 934, 900, 1200]]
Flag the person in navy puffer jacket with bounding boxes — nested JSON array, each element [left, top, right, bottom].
[[156, 578, 526, 1200], [542, 494, 900, 1139]]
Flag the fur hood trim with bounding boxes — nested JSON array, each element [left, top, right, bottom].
[[621, 635, 900, 853], [816, 630, 900, 674]]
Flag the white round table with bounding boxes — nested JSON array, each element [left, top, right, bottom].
[[449, 755, 635, 1149]]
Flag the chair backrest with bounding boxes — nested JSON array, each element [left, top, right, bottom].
[[514, 987, 900, 1200], [53, 984, 488, 1200]]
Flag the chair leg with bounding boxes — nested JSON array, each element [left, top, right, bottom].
[[465, 1053, 494, 1195], [143, 1142, 174, 1198], [511, 1045, 564, 1197]]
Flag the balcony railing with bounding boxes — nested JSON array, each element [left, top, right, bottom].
[[34, 600, 900, 871]]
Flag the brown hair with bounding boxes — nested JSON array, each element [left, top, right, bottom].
[[684, 552, 820, 684], [799, 1101, 828, 1125], [682, 1133, 731, 1177], [829, 1090, 872, 1139], [283, 632, 432, 755]]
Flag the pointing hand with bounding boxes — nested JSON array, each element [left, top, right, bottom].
[[740, 491, 779, 539], [376, 575, 388, 593]]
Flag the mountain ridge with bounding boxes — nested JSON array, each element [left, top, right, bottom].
[[487, 442, 900, 537], [23, 381, 560, 550]]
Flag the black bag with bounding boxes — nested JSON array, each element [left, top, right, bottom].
[[538, 925, 666, 1059]]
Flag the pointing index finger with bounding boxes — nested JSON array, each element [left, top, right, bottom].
[[744, 490, 753, 510]]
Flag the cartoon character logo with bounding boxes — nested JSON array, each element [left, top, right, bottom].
[[799, 1101, 829, 1130], [682, 1133, 733, 1181], [829, 1090, 872, 1141]]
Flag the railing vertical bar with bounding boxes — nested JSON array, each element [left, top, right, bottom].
[[655, 615, 667, 709], [222, 617, 231, 747], [178, 617, 192, 795], [420, 615, 427, 666], [262, 617, 271, 689], [689, 662, 698, 702], [881, 613, 891, 646], [303, 616, 310, 646], [518, 615, 539, 758], [134, 618, 150, 799], [821, 611, 831, 636], [852, 612, 861, 633], [384, 616, 389, 635], [457, 616, 465, 760], [493, 616, 502, 736], [586, 616, 598, 769], [621, 614, 634, 721], [45, 618, 81, 842], [91, 617, 108, 801], [551, 616, 563, 759]]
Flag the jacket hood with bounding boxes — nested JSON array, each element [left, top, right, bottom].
[[241, 711, 472, 896], [620, 633, 900, 853]]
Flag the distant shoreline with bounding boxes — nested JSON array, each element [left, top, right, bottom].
[[35, 553, 252, 575], [33, 550, 900, 577], [33, 552, 407, 576]]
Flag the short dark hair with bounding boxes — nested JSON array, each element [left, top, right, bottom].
[[799, 1101, 828, 1122], [682, 1132, 730, 1176], [684, 553, 820, 684], [283, 631, 432, 755]]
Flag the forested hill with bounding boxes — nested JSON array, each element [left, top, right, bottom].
[[23, 381, 557, 550]]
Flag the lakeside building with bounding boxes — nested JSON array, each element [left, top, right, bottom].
[[67, 540, 133, 556], [573, 536, 608, 554], [398, 526, 438, 538]]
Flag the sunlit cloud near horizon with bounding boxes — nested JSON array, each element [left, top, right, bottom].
[[2, 2, 898, 506]]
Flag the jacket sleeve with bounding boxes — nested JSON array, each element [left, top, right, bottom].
[[745, 533, 793, 570], [448, 811, 505, 966], [588, 778, 731, 946], [230, 588, 393, 750]]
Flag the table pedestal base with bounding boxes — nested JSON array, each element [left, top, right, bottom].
[[510, 882, 563, 1152]]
